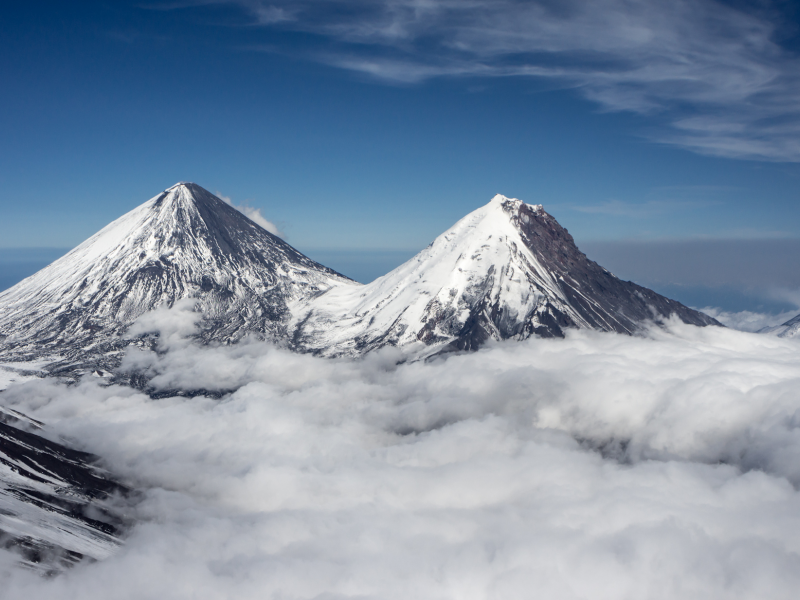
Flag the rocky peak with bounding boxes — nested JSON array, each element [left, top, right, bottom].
[[291, 193, 720, 356]]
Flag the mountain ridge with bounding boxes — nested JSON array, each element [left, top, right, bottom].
[[291, 194, 720, 356], [0, 185, 721, 376], [760, 312, 800, 338], [0, 407, 131, 573]]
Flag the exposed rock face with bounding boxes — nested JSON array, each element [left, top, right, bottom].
[[0, 408, 131, 574], [291, 195, 720, 355], [760, 313, 800, 338], [0, 183, 355, 375]]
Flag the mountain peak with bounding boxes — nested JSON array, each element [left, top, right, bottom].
[[488, 193, 544, 215], [760, 312, 800, 338], [161, 181, 204, 198], [164, 181, 207, 193], [292, 193, 719, 355], [154, 181, 222, 210], [0, 183, 354, 369]]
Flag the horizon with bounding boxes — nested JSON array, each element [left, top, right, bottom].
[[3, 1, 800, 318], [1, 181, 797, 316]]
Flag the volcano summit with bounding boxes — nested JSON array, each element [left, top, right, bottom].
[[293, 194, 719, 355], [0, 183, 354, 375]]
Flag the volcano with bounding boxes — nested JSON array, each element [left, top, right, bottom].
[[0, 187, 720, 372], [291, 194, 719, 355], [0, 183, 355, 375]]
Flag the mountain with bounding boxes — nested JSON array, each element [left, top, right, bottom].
[[0, 407, 130, 573], [759, 313, 800, 338], [0, 183, 355, 375], [0, 187, 720, 373], [0, 190, 721, 570], [291, 195, 720, 355]]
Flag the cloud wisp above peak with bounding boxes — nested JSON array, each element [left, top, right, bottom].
[[166, 0, 800, 162], [217, 192, 285, 238]]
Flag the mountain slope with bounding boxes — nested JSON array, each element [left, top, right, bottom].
[[291, 195, 719, 355], [0, 183, 355, 372], [0, 407, 130, 573], [760, 313, 800, 338]]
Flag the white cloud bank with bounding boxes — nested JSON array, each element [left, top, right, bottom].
[[2, 306, 800, 598]]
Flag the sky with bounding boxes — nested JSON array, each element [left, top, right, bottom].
[[1, 0, 799, 309]]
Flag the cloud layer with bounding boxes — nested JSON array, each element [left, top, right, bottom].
[[1, 305, 800, 598], [172, 0, 800, 162]]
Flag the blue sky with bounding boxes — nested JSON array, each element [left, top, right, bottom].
[[1, 0, 799, 307]]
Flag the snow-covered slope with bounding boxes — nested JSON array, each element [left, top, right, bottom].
[[292, 195, 719, 355], [0, 183, 355, 373], [760, 313, 800, 338], [0, 408, 129, 573]]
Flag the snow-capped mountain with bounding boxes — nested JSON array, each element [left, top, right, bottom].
[[0, 183, 355, 373], [292, 195, 719, 355], [0, 407, 130, 573], [760, 313, 800, 338], [0, 189, 721, 569], [0, 186, 719, 373]]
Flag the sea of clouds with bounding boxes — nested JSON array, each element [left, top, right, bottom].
[[1, 304, 800, 599]]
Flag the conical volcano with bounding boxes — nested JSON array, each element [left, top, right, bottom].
[[291, 194, 720, 355], [0, 183, 354, 370]]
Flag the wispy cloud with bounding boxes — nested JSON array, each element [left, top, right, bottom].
[[571, 199, 716, 218], [253, 4, 293, 24], [696, 306, 799, 331], [153, 0, 800, 162], [217, 192, 285, 238]]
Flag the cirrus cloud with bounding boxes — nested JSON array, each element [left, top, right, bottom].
[[160, 0, 800, 162]]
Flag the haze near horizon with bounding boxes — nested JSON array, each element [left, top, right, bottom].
[[1, 1, 799, 317]]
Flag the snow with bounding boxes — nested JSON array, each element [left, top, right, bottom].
[[0, 183, 356, 364], [291, 195, 589, 355], [0, 361, 52, 391], [760, 312, 800, 338], [0, 447, 120, 563]]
